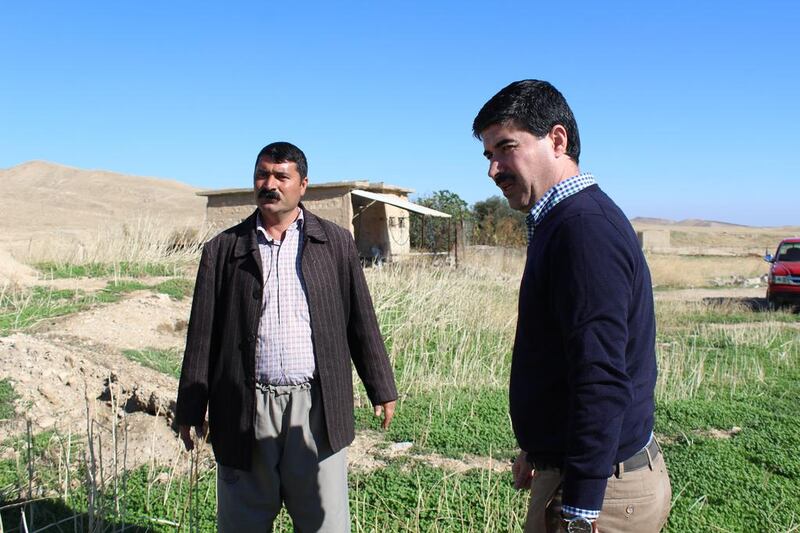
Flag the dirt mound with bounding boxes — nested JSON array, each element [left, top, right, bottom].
[[0, 333, 197, 471], [0, 247, 38, 286]]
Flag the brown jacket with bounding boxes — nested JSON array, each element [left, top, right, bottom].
[[175, 207, 397, 469]]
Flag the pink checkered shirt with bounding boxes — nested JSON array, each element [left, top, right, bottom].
[[255, 210, 315, 385]]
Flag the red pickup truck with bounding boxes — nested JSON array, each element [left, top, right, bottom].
[[764, 237, 800, 309]]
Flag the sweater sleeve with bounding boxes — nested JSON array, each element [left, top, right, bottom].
[[549, 214, 635, 511]]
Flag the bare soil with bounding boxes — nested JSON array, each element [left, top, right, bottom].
[[2, 280, 509, 476], [0, 247, 38, 286], [0, 331, 191, 471], [653, 287, 765, 302]]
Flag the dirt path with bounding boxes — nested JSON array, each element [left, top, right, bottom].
[[653, 287, 765, 302], [349, 430, 508, 474], [39, 290, 191, 352]]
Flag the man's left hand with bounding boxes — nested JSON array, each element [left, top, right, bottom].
[[373, 400, 396, 429]]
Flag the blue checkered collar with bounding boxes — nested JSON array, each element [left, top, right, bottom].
[[525, 173, 596, 243]]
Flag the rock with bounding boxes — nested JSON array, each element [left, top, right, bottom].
[[389, 442, 414, 453], [37, 384, 60, 404]]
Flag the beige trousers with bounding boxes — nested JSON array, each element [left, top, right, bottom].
[[524, 446, 671, 533], [216, 382, 350, 533]]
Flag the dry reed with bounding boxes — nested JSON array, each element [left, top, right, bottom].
[[646, 253, 768, 288], [21, 218, 210, 271]]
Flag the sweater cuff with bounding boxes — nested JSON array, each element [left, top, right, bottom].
[[562, 476, 608, 512]]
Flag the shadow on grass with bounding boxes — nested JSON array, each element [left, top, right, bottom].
[[701, 296, 799, 314], [702, 296, 770, 311], [1, 499, 153, 533]]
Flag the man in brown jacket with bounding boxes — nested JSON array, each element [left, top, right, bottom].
[[176, 141, 397, 532]]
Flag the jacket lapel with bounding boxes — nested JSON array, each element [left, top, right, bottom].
[[233, 210, 263, 282], [300, 207, 332, 337], [301, 205, 328, 245]]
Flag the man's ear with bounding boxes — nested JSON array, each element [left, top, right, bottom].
[[549, 125, 569, 158]]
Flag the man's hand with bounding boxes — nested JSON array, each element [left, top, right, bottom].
[[512, 449, 533, 490], [373, 400, 396, 430], [178, 422, 208, 451]]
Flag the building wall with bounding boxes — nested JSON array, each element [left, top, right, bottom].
[[352, 194, 410, 260], [303, 187, 353, 233], [385, 203, 411, 257], [204, 188, 355, 233], [203, 187, 411, 261], [206, 192, 256, 230], [637, 229, 671, 250]]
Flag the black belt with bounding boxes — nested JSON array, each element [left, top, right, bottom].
[[529, 436, 661, 473], [615, 436, 660, 475]]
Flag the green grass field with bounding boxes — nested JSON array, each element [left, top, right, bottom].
[[1, 263, 798, 531], [0, 277, 193, 337]]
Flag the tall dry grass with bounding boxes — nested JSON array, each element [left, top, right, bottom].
[[463, 243, 769, 289], [666, 227, 800, 250], [365, 263, 518, 393], [646, 253, 768, 288], [21, 218, 210, 271], [654, 299, 799, 402]]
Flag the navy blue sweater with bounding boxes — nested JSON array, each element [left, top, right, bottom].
[[510, 184, 657, 511]]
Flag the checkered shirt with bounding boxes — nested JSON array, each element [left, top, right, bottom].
[[525, 173, 597, 244], [561, 504, 600, 520], [255, 210, 316, 385]]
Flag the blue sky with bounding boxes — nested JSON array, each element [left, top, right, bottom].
[[2, 1, 798, 226]]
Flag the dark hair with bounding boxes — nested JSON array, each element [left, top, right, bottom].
[[472, 80, 580, 164], [254, 141, 308, 178]]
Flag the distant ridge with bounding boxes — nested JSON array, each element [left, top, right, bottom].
[[631, 217, 750, 228], [630, 217, 674, 226]]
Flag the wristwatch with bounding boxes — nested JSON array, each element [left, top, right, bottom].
[[561, 515, 596, 533]]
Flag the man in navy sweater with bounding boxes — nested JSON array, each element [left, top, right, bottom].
[[473, 80, 671, 533]]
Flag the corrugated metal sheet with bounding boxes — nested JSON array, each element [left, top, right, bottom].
[[351, 190, 451, 218]]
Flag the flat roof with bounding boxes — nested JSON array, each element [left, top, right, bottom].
[[351, 190, 451, 218], [198, 180, 414, 197]]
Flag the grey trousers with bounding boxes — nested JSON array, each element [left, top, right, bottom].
[[217, 381, 350, 533]]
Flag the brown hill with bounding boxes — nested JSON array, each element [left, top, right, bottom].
[[674, 219, 749, 228], [631, 217, 750, 228], [630, 217, 675, 226], [0, 161, 206, 250]]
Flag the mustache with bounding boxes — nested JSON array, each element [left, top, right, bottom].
[[257, 188, 280, 200], [493, 172, 516, 185]]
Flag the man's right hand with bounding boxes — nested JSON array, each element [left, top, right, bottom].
[[179, 423, 208, 451], [512, 449, 533, 490]]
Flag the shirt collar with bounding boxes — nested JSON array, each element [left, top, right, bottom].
[[256, 208, 304, 243], [525, 173, 596, 243]]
